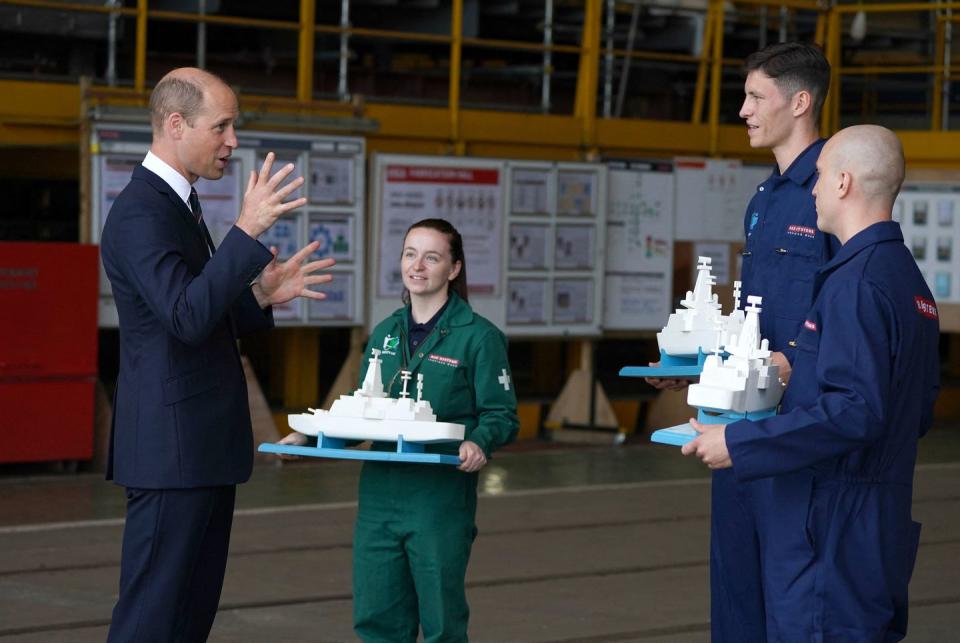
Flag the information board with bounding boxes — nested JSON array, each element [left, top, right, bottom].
[[603, 161, 674, 330], [370, 155, 606, 337], [895, 185, 960, 303], [674, 157, 745, 241], [90, 124, 366, 327]]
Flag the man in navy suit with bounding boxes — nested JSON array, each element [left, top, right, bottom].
[[100, 67, 334, 642]]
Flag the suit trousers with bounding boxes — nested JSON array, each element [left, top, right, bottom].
[[107, 485, 236, 643]]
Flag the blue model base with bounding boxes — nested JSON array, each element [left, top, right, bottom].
[[619, 349, 722, 380], [651, 407, 777, 447], [258, 432, 462, 466]]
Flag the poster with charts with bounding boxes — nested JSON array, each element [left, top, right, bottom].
[[553, 279, 593, 323], [511, 168, 549, 214], [605, 167, 673, 273], [308, 216, 353, 262], [557, 170, 598, 216], [895, 187, 960, 303], [308, 272, 353, 320], [309, 156, 354, 204], [378, 163, 502, 297], [674, 157, 744, 241], [604, 272, 669, 330], [509, 223, 549, 269], [507, 278, 548, 324], [554, 224, 595, 270]]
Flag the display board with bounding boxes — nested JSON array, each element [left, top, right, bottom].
[[674, 157, 747, 242], [504, 161, 606, 336], [603, 161, 675, 330], [895, 185, 960, 303], [370, 155, 606, 337], [90, 124, 366, 327]]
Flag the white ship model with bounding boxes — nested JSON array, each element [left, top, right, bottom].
[[289, 349, 465, 443], [686, 295, 785, 414], [657, 256, 746, 358]]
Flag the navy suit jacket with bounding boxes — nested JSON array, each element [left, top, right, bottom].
[[101, 164, 274, 488]]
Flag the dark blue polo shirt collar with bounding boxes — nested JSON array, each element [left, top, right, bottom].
[[775, 138, 826, 186]]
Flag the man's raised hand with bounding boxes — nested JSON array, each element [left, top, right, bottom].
[[236, 152, 307, 239]]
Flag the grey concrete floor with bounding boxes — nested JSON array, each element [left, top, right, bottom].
[[1, 428, 959, 642]]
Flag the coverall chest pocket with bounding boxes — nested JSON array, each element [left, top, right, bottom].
[[420, 357, 472, 420], [772, 235, 820, 322]]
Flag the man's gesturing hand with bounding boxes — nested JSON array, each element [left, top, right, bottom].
[[253, 241, 336, 309], [236, 152, 307, 239]]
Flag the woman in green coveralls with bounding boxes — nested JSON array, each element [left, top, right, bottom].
[[284, 218, 518, 642]]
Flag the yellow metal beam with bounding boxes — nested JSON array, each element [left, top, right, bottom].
[[135, 0, 147, 92], [574, 0, 601, 150], [823, 8, 842, 136], [297, 0, 315, 102], [449, 0, 463, 154]]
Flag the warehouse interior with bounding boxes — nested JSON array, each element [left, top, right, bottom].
[[2, 1, 960, 641]]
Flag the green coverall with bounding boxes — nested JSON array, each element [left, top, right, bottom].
[[353, 292, 519, 643]]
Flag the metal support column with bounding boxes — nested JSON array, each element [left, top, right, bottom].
[[614, 0, 641, 118], [338, 0, 351, 101], [602, 0, 615, 118], [135, 0, 148, 92], [297, 0, 316, 102], [196, 0, 207, 69], [574, 0, 602, 150], [542, 0, 554, 113], [691, 2, 715, 124], [450, 0, 464, 154]]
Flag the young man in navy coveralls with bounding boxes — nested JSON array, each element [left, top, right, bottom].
[[684, 125, 940, 642], [648, 42, 838, 642], [100, 68, 334, 642]]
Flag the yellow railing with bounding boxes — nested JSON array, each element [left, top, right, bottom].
[[1, 0, 960, 150]]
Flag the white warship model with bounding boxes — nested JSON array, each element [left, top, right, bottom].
[[657, 256, 745, 358], [288, 348, 465, 443], [686, 295, 785, 414], [650, 294, 783, 447]]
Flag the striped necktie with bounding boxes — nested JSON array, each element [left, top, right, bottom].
[[188, 187, 202, 224]]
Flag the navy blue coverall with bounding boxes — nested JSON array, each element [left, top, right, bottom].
[[712, 139, 839, 642], [726, 221, 940, 642]]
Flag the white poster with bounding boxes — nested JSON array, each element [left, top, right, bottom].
[[557, 170, 598, 216], [511, 168, 549, 214], [99, 155, 140, 231], [308, 216, 353, 261], [606, 168, 673, 273], [675, 157, 745, 241], [507, 278, 548, 324], [308, 272, 353, 320], [309, 156, 354, 204], [693, 242, 731, 286], [195, 161, 241, 247], [554, 279, 593, 323], [555, 224, 595, 269], [378, 164, 502, 297], [259, 215, 301, 260], [509, 223, 549, 269], [604, 273, 669, 330]]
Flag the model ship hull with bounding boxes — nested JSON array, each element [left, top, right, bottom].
[[289, 411, 465, 443]]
